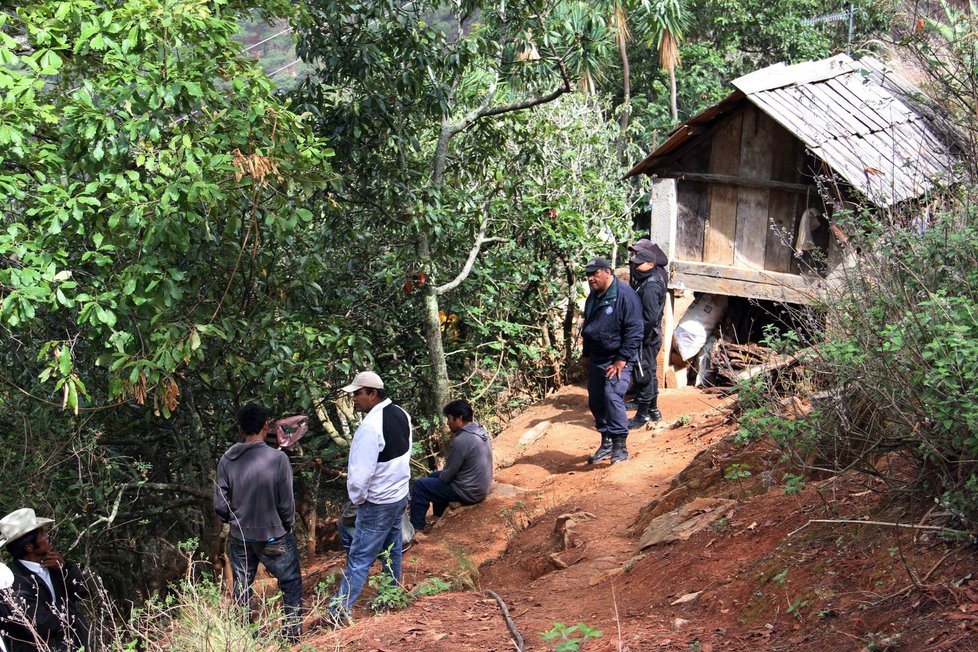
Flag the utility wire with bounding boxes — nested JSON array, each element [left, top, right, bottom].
[[268, 59, 302, 78], [242, 27, 292, 53]]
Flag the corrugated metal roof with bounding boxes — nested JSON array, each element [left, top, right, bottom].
[[626, 55, 961, 206]]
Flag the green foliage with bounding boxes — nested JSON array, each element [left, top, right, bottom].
[[542, 622, 603, 652], [906, 0, 978, 171], [125, 575, 289, 650], [782, 473, 805, 496], [411, 576, 453, 597], [739, 196, 978, 534], [290, 1, 632, 434], [619, 0, 892, 142], [723, 463, 751, 482], [0, 0, 340, 600]]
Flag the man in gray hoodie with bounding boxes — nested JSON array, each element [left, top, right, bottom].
[[409, 400, 493, 533], [214, 403, 302, 643]]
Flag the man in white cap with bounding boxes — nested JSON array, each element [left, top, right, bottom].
[[0, 508, 91, 652], [329, 371, 412, 625]]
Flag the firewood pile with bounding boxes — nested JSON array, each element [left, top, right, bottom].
[[710, 339, 798, 385]]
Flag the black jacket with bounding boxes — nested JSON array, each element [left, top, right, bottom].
[[0, 559, 90, 652], [630, 242, 669, 344], [582, 277, 644, 364]]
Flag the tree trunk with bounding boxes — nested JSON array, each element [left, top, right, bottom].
[[616, 34, 631, 161], [418, 232, 450, 435], [669, 64, 678, 123], [418, 123, 455, 440], [562, 258, 578, 372]]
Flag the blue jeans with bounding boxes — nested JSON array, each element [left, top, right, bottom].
[[228, 531, 302, 641], [331, 496, 408, 618], [410, 470, 465, 530], [587, 360, 631, 438]]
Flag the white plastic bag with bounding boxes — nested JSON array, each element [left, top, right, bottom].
[[673, 293, 728, 361]]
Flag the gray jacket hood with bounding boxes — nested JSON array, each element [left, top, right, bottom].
[[223, 440, 268, 461], [458, 421, 489, 442]]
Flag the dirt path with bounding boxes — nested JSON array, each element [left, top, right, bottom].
[[303, 384, 734, 650], [300, 383, 978, 651]]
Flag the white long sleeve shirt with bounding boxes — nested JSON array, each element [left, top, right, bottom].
[[347, 398, 412, 505]]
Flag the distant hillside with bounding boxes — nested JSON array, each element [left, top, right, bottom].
[[237, 18, 311, 89]]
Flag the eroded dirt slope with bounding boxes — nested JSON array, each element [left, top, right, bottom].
[[301, 385, 978, 651]]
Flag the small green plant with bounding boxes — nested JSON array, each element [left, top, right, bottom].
[[412, 577, 453, 597], [782, 473, 805, 496], [772, 568, 788, 586], [315, 574, 338, 597], [368, 572, 410, 612], [676, 414, 692, 426], [500, 500, 532, 537], [724, 463, 751, 482], [710, 515, 729, 532], [542, 622, 603, 652], [446, 542, 479, 590], [369, 546, 410, 612], [724, 463, 752, 499], [864, 630, 900, 651], [787, 597, 808, 620]]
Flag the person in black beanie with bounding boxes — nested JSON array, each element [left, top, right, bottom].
[[627, 239, 669, 428]]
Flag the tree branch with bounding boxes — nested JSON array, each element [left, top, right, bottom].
[[436, 188, 501, 296]]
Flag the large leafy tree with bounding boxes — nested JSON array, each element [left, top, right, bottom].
[[292, 1, 633, 436], [1, 0, 334, 595]]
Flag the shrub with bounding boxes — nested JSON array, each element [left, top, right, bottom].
[[741, 199, 978, 533]]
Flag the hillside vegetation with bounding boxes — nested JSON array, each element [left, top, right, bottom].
[[2, 0, 977, 648]]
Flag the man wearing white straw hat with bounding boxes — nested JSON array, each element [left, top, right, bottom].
[[0, 508, 91, 652]]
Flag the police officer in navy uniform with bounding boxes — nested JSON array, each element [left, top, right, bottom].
[[580, 256, 644, 464]]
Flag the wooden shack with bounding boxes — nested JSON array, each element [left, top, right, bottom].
[[626, 54, 961, 384]]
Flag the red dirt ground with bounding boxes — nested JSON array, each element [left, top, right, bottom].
[[298, 384, 978, 651]]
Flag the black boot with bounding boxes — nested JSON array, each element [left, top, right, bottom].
[[628, 404, 653, 429], [587, 435, 613, 464], [647, 397, 662, 422], [610, 437, 629, 464]]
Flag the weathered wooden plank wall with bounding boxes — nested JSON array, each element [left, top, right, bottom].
[[734, 106, 772, 268], [704, 112, 742, 265], [766, 124, 805, 273], [676, 181, 708, 261]]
